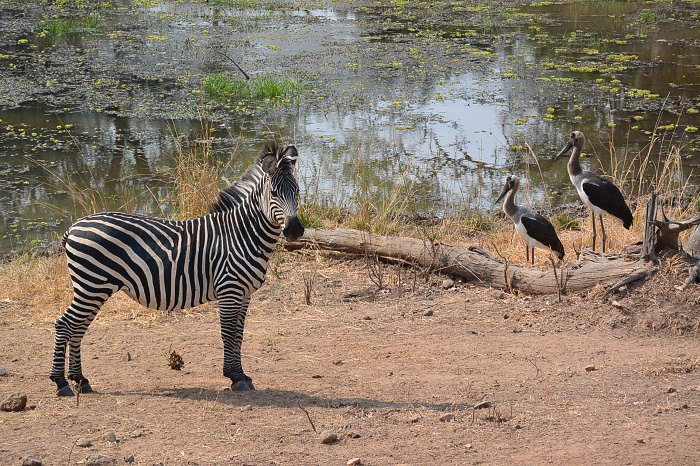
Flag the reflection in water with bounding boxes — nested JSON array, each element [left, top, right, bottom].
[[1, 1, 699, 252]]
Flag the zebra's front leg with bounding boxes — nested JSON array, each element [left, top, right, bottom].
[[219, 296, 255, 391]]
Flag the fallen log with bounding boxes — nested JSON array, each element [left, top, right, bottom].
[[283, 228, 649, 295]]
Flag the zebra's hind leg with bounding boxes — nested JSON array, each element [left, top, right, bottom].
[[50, 295, 105, 396], [219, 296, 255, 391]]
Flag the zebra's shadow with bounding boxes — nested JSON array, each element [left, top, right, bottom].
[[108, 386, 473, 412]]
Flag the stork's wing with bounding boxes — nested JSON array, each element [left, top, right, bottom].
[[521, 213, 564, 257], [581, 176, 633, 228]]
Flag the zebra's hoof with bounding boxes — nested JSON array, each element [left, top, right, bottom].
[[231, 380, 255, 391], [56, 385, 75, 397]]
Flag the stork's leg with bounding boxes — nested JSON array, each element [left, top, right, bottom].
[[590, 211, 597, 251], [599, 214, 607, 253], [531, 246, 535, 265], [550, 254, 562, 303]]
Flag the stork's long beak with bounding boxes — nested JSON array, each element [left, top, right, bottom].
[[495, 184, 511, 204], [555, 141, 574, 160]]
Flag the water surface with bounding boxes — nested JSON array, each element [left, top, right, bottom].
[[1, 0, 699, 252]]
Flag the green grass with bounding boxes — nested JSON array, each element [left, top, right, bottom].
[[550, 212, 581, 231], [202, 72, 307, 102], [204, 0, 283, 10], [36, 11, 103, 45], [205, 0, 259, 7]]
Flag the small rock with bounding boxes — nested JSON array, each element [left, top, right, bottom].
[[347, 431, 361, 439], [319, 429, 337, 444], [124, 454, 135, 463], [611, 300, 625, 309], [441, 278, 455, 289], [584, 365, 596, 372], [666, 387, 676, 394], [423, 309, 434, 317], [473, 401, 492, 410], [1, 393, 27, 412], [347, 458, 362, 466], [409, 414, 420, 423], [76, 438, 93, 448], [21, 456, 42, 466], [439, 413, 455, 422], [241, 405, 253, 411], [0, 367, 7, 376], [121, 352, 132, 362], [129, 429, 144, 438], [104, 431, 117, 443], [512, 327, 522, 333], [85, 454, 112, 466]]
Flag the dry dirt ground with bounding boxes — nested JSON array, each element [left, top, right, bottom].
[[1, 249, 699, 466]]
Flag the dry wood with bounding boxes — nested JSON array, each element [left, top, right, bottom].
[[648, 197, 700, 255], [605, 268, 652, 296], [284, 228, 649, 295], [642, 191, 658, 261]]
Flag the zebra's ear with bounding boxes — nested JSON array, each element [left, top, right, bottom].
[[280, 145, 298, 166], [261, 154, 278, 175]]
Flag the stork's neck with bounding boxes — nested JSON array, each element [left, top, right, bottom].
[[568, 147, 583, 178], [502, 189, 518, 219]]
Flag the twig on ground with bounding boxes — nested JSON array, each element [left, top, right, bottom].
[[298, 404, 318, 434]]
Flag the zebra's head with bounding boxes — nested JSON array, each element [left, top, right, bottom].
[[260, 143, 305, 241]]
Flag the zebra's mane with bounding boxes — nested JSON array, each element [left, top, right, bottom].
[[210, 142, 283, 214]]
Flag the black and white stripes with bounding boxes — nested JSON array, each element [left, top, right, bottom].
[[50, 142, 304, 396]]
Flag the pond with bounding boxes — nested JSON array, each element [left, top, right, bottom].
[[1, 0, 699, 252]]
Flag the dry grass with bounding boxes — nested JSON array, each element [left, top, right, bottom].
[[0, 253, 219, 325], [4, 118, 699, 324], [168, 122, 225, 219], [0, 254, 71, 323]]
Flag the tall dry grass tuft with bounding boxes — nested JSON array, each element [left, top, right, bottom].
[[605, 113, 700, 251], [0, 254, 72, 322], [168, 122, 225, 219], [29, 157, 109, 217]]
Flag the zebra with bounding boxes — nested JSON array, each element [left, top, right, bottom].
[[50, 142, 304, 396]]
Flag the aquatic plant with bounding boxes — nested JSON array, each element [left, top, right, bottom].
[[35, 11, 103, 45], [206, 0, 281, 9], [202, 72, 306, 102]]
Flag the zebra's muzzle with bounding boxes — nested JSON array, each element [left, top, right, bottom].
[[282, 216, 305, 241]]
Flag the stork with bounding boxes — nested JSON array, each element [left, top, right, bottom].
[[555, 131, 633, 253], [496, 175, 565, 264]]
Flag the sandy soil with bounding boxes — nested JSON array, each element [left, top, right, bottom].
[[1, 250, 699, 466]]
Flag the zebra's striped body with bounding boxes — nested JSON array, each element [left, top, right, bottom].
[[50, 143, 304, 396]]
